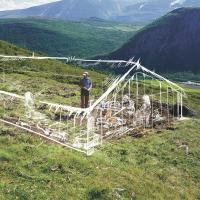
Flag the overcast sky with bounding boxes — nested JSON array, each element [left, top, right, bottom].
[[0, 0, 186, 11], [0, 0, 138, 11], [0, 0, 141, 11], [0, 0, 60, 11]]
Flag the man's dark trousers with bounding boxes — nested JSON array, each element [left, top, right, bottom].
[[81, 88, 89, 108]]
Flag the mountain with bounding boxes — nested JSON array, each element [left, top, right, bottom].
[[119, 0, 200, 23], [0, 18, 141, 57], [108, 8, 200, 73], [0, 0, 128, 21], [0, 0, 200, 23]]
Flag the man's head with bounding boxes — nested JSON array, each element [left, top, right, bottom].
[[83, 72, 89, 77]]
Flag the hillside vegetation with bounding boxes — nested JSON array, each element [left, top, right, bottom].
[[0, 41, 200, 199], [109, 8, 200, 73], [0, 40, 106, 105], [0, 18, 141, 58]]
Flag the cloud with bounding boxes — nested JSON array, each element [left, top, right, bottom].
[[0, 0, 60, 11], [170, 0, 186, 7]]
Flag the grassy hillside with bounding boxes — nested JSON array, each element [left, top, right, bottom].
[[1, 117, 200, 199], [0, 18, 141, 58], [0, 40, 106, 105], [0, 41, 200, 199]]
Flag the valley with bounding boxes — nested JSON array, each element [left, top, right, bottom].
[[0, 18, 141, 58]]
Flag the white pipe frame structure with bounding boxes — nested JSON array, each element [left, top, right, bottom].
[[0, 55, 185, 155]]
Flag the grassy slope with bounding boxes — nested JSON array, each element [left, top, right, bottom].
[[0, 18, 141, 58], [0, 40, 105, 105], [0, 41, 200, 199], [1, 118, 200, 200]]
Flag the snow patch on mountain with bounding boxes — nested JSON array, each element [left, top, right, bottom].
[[171, 0, 186, 7], [0, 0, 60, 11]]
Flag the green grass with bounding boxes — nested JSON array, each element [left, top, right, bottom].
[[0, 18, 142, 58], [0, 40, 200, 199], [0, 113, 199, 199]]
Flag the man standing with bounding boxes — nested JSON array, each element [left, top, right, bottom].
[[80, 72, 92, 108]]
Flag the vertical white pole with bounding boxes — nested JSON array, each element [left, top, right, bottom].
[[121, 88, 124, 132], [180, 93, 183, 119], [86, 115, 89, 155], [3, 69, 5, 83], [150, 78, 154, 129], [151, 94, 154, 128], [66, 112, 69, 138], [177, 93, 180, 119], [100, 109, 103, 145], [59, 108, 62, 134], [73, 113, 76, 128], [160, 82, 162, 116], [172, 91, 175, 121], [136, 73, 138, 110], [73, 113, 77, 138], [143, 73, 146, 128], [3, 101, 6, 117], [167, 87, 169, 124], [143, 73, 146, 95], [132, 76, 135, 127]]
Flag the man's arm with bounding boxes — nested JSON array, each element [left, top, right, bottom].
[[79, 79, 83, 88], [88, 80, 92, 91]]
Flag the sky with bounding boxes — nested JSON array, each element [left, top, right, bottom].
[[0, 0, 60, 11], [0, 0, 187, 11], [0, 0, 141, 11]]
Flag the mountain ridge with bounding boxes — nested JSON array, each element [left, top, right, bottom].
[[108, 7, 200, 73], [0, 0, 200, 23]]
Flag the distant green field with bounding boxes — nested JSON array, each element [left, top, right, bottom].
[[0, 18, 141, 58]]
